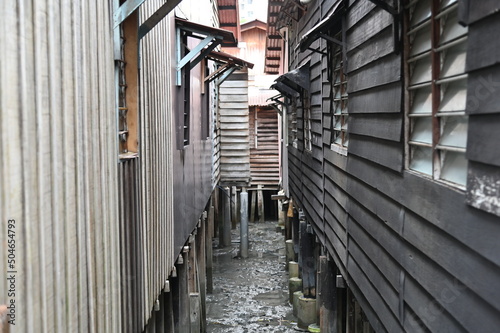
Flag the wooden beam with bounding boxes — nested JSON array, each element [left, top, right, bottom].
[[113, 0, 146, 28], [138, 0, 182, 38], [123, 12, 139, 153]]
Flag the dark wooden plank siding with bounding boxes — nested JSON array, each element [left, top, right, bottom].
[[464, 11, 500, 217], [282, 0, 500, 331]]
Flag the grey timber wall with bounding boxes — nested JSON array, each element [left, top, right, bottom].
[[463, 2, 500, 217], [249, 106, 280, 186], [283, 0, 500, 332], [219, 69, 251, 185], [0, 0, 219, 331], [0, 1, 121, 332]]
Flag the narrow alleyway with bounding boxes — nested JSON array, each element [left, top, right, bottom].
[[206, 221, 297, 332]]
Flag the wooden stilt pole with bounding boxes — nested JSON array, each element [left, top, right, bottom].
[[257, 185, 264, 223], [222, 187, 231, 247], [231, 186, 237, 228], [250, 190, 257, 223], [173, 251, 189, 333], [206, 204, 214, 293], [165, 285, 175, 333], [197, 218, 207, 332], [300, 221, 316, 298], [319, 256, 337, 333]]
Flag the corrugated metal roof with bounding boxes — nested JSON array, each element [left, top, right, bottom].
[[248, 87, 279, 106], [265, 0, 285, 74], [218, 0, 241, 44]]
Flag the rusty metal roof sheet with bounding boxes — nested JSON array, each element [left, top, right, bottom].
[[265, 0, 285, 74], [218, 0, 240, 45], [207, 50, 254, 69]]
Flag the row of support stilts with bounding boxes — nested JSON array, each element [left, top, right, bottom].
[[284, 204, 341, 332], [218, 185, 267, 255], [284, 203, 375, 333], [144, 196, 216, 333]]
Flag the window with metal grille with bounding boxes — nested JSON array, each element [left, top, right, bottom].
[[406, 0, 468, 187], [328, 31, 348, 151], [303, 91, 312, 152]]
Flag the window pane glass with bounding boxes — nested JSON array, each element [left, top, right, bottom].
[[410, 117, 433, 144], [440, 151, 468, 186], [441, 0, 457, 10], [439, 79, 467, 112], [410, 25, 432, 57], [440, 12, 467, 46], [410, 86, 432, 115], [410, 146, 433, 175], [410, 56, 432, 85], [439, 115, 468, 148], [440, 41, 467, 79], [410, 0, 432, 27]]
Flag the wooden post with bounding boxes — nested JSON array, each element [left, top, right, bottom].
[[173, 252, 190, 333], [165, 287, 175, 333], [196, 218, 207, 332], [257, 185, 264, 223], [154, 292, 165, 332], [250, 190, 257, 223], [213, 189, 219, 238], [188, 238, 197, 294], [221, 187, 231, 247], [292, 209, 300, 263], [319, 256, 337, 333], [147, 310, 156, 333], [300, 221, 316, 298], [240, 188, 249, 258], [231, 186, 237, 229], [206, 205, 214, 293], [190, 293, 201, 333]]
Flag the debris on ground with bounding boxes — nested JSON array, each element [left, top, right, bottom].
[[206, 221, 298, 333]]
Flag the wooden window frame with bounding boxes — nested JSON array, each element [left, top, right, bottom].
[[302, 90, 312, 152], [405, 0, 469, 188], [288, 98, 298, 149], [117, 10, 139, 159], [328, 30, 348, 154]]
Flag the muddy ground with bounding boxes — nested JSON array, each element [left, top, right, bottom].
[[206, 221, 299, 332]]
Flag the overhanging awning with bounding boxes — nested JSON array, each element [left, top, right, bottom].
[[175, 18, 237, 85], [207, 50, 254, 70], [270, 82, 296, 98], [205, 50, 254, 84], [175, 18, 236, 44], [270, 61, 310, 100], [298, 0, 346, 52], [276, 61, 310, 92]]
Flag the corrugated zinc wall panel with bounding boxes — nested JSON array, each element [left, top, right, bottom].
[[0, 1, 121, 332]]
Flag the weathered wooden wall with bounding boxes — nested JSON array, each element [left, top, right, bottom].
[[249, 106, 280, 185], [0, 0, 222, 331], [463, 2, 500, 217], [0, 1, 121, 332], [282, 0, 500, 332], [219, 69, 251, 185]]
